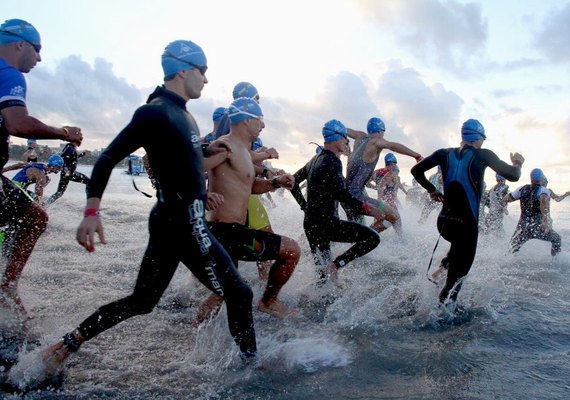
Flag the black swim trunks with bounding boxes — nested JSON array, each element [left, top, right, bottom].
[[208, 222, 282, 263]]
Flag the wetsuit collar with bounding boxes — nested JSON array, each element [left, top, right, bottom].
[[147, 85, 188, 109]]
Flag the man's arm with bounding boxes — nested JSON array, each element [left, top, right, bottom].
[[251, 147, 278, 164], [346, 128, 366, 141], [2, 106, 82, 144], [549, 190, 570, 202], [2, 161, 27, 173], [252, 173, 294, 194], [290, 165, 308, 211], [380, 139, 422, 161], [27, 168, 47, 203]]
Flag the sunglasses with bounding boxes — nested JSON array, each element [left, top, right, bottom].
[[0, 30, 41, 53], [165, 52, 207, 76]]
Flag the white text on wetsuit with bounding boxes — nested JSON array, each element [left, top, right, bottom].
[[189, 199, 224, 296]]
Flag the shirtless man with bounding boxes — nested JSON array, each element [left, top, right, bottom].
[[196, 97, 300, 322], [343, 117, 422, 233]]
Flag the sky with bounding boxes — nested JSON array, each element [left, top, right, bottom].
[[6, 0, 570, 191]]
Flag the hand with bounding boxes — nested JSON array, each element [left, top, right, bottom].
[[414, 154, 423, 162], [265, 147, 279, 159], [208, 137, 232, 156], [510, 152, 525, 166], [206, 192, 224, 211], [430, 190, 444, 203], [76, 214, 106, 252], [277, 173, 295, 190], [63, 126, 83, 146]]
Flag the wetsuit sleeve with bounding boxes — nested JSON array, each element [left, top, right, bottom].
[[87, 105, 159, 199], [290, 164, 308, 211], [328, 156, 364, 210], [481, 149, 521, 182], [411, 149, 445, 193]]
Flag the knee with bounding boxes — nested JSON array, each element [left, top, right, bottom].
[[26, 204, 48, 232], [280, 237, 301, 264], [368, 231, 381, 248]]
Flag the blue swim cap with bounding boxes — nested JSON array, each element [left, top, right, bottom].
[[322, 119, 347, 143], [161, 40, 207, 78], [251, 138, 263, 150], [461, 119, 486, 142], [0, 19, 41, 50], [384, 153, 397, 165], [212, 107, 226, 122], [367, 117, 385, 134], [228, 97, 263, 124], [27, 138, 36, 145], [530, 168, 544, 182], [48, 154, 64, 168], [232, 82, 258, 100]]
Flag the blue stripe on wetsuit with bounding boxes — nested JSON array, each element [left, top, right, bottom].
[[444, 149, 479, 221]]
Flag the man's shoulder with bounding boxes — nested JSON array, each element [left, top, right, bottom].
[[0, 61, 26, 103]]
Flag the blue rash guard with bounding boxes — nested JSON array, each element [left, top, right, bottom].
[[74, 86, 257, 357], [0, 58, 36, 222], [411, 144, 521, 303], [12, 162, 47, 189]]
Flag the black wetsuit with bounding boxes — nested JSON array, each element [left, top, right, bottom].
[[411, 145, 521, 303], [509, 184, 561, 256], [47, 143, 90, 204], [291, 149, 380, 273], [74, 86, 256, 356]]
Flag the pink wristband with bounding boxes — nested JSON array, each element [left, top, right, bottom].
[[84, 208, 100, 217]]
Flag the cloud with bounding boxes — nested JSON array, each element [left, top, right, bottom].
[[356, 0, 488, 76], [23, 55, 464, 174], [26, 55, 143, 148], [533, 2, 570, 63], [260, 62, 463, 171], [371, 61, 463, 153]]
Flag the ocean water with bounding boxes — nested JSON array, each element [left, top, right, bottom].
[[1, 167, 570, 399]]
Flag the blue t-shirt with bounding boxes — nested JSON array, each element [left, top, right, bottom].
[[0, 58, 27, 169]]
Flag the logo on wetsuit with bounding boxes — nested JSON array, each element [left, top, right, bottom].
[[189, 199, 224, 296], [189, 199, 212, 253]]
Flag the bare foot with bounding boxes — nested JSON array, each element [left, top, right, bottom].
[[39, 341, 72, 376], [323, 263, 345, 290], [257, 299, 299, 319], [193, 294, 224, 327], [429, 266, 446, 284]]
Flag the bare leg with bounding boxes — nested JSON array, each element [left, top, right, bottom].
[[257, 236, 300, 318], [0, 204, 48, 314], [256, 260, 272, 281], [40, 330, 84, 375]]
